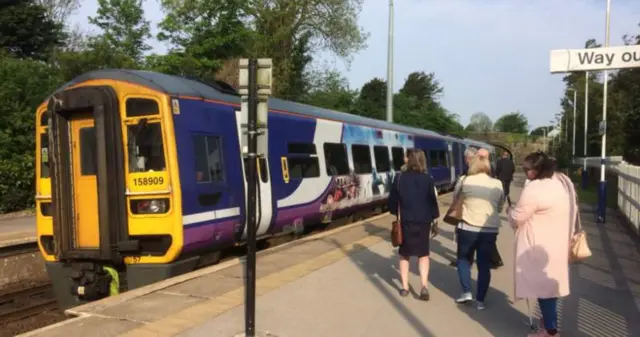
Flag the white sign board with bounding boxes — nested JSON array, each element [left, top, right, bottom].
[[550, 45, 640, 73]]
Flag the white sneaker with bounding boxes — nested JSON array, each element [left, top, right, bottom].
[[456, 292, 473, 303], [476, 301, 485, 310]]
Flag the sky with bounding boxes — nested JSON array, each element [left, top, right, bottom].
[[69, 0, 640, 130]]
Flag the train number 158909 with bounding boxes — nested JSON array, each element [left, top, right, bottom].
[[133, 176, 164, 186]]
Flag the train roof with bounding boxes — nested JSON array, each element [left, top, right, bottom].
[[56, 69, 491, 146]]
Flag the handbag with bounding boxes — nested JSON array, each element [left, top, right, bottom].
[[391, 174, 403, 247], [569, 206, 592, 262], [443, 176, 467, 226], [558, 172, 591, 263]]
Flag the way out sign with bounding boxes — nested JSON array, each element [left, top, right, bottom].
[[550, 45, 640, 73]]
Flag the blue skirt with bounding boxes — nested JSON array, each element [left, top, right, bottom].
[[398, 221, 431, 258]]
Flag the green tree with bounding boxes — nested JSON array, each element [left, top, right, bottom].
[[88, 0, 151, 63], [398, 71, 443, 111], [250, 0, 368, 94], [0, 55, 62, 212], [466, 112, 493, 132], [35, 0, 79, 25], [55, 37, 140, 82], [494, 112, 529, 133], [156, 0, 254, 82], [0, 1, 65, 60], [302, 69, 357, 112], [278, 31, 314, 101], [352, 78, 386, 120], [609, 32, 640, 164]]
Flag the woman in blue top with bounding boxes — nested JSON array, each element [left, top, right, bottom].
[[388, 149, 440, 300]]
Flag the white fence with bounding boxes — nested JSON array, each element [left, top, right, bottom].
[[574, 156, 640, 234]]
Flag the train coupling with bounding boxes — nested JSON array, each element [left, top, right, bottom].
[[69, 262, 115, 301]]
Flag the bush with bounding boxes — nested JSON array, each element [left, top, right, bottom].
[[0, 55, 61, 213]]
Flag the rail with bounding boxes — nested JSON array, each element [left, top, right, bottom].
[[0, 241, 38, 258]]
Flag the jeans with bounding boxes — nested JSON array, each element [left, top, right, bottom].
[[456, 229, 498, 302], [538, 297, 558, 331]]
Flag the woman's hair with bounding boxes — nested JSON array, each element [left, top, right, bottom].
[[468, 155, 492, 175], [406, 149, 427, 172], [522, 151, 556, 179]]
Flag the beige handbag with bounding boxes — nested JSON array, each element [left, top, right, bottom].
[[568, 180, 592, 263], [570, 218, 592, 262]]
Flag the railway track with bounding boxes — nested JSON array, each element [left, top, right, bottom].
[[0, 283, 58, 325]]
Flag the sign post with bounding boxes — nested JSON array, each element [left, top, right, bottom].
[[548, 0, 637, 223], [238, 58, 272, 337], [582, 72, 589, 190]]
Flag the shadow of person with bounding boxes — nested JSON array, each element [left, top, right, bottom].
[[513, 245, 561, 333]]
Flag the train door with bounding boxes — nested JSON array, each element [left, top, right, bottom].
[[234, 110, 274, 240], [48, 86, 128, 262], [243, 158, 274, 239], [70, 114, 100, 248], [447, 142, 455, 184]]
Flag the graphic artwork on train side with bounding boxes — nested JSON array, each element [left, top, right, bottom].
[[319, 125, 414, 216]]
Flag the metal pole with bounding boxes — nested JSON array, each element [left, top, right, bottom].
[[385, 0, 394, 122], [543, 128, 547, 152], [597, 0, 611, 223], [572, 89, 577, 157], [582, 72, 589, 190], [245, 59, 258, 337]]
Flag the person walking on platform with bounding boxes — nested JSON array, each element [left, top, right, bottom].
[[388, 149, 439, 301], [477, 148, 505, 270], [453, 155, 504, 310], [509, 152, 576, 337], [448, 147, 477, 267], [495, 151, 516, 207]]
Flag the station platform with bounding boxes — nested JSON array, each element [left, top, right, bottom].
[[23, 180, 640, 337], [0, 215, 36, 247]]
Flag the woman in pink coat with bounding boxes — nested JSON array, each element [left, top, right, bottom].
[[509, 152, 576, 337]]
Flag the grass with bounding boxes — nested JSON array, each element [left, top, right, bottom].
[[568, 168, 618, 208]]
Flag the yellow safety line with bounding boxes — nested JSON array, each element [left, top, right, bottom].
[[118, 231, 386, 337]]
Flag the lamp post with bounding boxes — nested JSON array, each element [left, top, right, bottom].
[[385, 0, 394, 122], [597, 0, 612, 224], [567, 88, 576, 153]]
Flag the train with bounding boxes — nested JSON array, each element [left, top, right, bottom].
[[34, 69, 497, 308]]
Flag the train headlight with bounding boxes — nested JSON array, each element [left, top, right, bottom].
[[131, 198, 169, 214]]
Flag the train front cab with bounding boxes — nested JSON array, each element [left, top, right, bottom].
[[35, 80, 184, 309]]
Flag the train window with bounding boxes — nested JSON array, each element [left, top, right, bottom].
[[288, 157, 320, 179], [288, 143, 316, 154], [128, 122, 166, 172], [40, 133, 50, 178], [391, 147, 404, 171], [428, 151, 439, 168], [193, 135, 225, 183], [351, 144, 372, 174], [438, 151, 449, 167], [324, 143, 350, 176], [126, 98, 160, 117], [373, 146, 390, 172], [40, 111, 49, 126], [79, 127, 97, 176]]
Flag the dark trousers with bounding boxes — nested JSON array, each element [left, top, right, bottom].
[[456, 229, 497, 302], [453, 228, 503, 268], [501, 179, 512, 206], [539, 297, 558, 332]]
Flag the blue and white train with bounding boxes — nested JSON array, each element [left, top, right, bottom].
[[35, 69, 496, 307]]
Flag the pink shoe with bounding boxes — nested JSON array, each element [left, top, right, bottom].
[[527, 331, 560, 337]]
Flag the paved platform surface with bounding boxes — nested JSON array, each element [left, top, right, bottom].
[[0, 215, 36, 246], [24, 176, 640, 337]]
